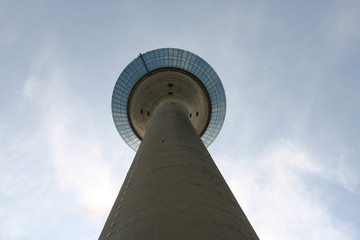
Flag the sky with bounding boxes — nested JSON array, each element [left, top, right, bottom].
[[0, 0, 359, 239]]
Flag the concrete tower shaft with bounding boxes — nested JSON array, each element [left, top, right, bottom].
[[99, 100, 259, 239], [102, 48, 259, 240]]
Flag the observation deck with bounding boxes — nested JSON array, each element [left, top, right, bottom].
[[111, 48, 226, 151]]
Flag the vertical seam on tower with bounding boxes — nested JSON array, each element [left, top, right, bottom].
[[139, 53, 150, 74]]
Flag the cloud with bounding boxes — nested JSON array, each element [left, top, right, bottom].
[[0, 40, 130, 239], [324, 0, 360, 57], [23, 76, 39, 99], [216, 139, 356, 240], [23, 66, 119, 216]]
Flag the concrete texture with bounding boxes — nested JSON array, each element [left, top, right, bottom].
[[99, 100, 259, 240]]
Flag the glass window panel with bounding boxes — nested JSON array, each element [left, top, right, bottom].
[[190, 63, 198, 73], [149, 51, 155, 60], [154, 59, 160, 68], [182, 51, 187, 59], [143, 53, 150, 62], [148, 62, 156, 70], [184, 62, 189, 70], [180, 59, 187, 69]]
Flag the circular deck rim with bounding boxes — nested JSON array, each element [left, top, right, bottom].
[[111, 48, 226, 151]]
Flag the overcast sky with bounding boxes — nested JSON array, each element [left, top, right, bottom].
[[1, 0, 359, 239]]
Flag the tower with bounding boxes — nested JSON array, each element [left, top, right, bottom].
[[99, 48, 259, 239]]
